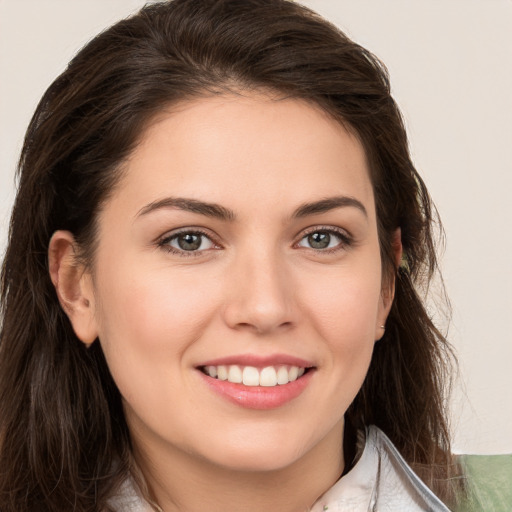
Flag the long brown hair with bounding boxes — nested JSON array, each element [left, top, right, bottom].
[[0, 1, 458, 510]]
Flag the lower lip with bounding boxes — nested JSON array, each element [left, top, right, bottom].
[[198, 370, 315, 410]]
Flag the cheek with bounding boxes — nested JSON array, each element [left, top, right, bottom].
[[299, 264, 383, 346], [92, 256, 223, 388], [290, 264, 382, 429], [296, 259, 382, 402], [92, 258, 223, 416]]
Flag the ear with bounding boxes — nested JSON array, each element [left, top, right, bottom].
[[48, 231, 98, 346], [375, 228, 403, 340]]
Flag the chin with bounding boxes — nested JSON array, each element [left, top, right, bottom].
[[212, 450, 304, 474], [198, 431, 316, 474]]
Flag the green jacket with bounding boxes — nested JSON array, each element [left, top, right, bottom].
[[457, 454, 512, 512]]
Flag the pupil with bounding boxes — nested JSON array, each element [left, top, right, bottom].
[[178, 233, 201, 251], [308, 232, 330, 249]]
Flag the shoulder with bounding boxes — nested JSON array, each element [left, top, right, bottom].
[[311, 425, 452, 511], [456, 453, 512, 512]]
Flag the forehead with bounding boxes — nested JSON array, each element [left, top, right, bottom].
[[113, 93, 375, 220]]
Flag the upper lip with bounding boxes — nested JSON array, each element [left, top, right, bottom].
[[197, 354, 315, 368]]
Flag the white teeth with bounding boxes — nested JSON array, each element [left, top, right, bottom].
[[242, 366, 260, 386], [217, 365, 228, 380], [276, 366, 289, 385], [228, 365, 243, 384], [259, 366, 277, 387], [204, 364, 308, 387]]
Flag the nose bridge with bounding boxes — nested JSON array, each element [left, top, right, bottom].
[[223, 242, 295, 334]]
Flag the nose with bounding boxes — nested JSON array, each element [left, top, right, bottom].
[[222, 249, 296, 335]]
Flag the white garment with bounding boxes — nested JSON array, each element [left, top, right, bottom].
[[310, 426, 451, 512], [107, 426, 450, 512]]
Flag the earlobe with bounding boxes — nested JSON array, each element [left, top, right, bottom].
[[48, 231, 98, 346]]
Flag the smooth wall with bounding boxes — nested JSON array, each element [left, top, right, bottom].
[[1, 0, 511, 454]]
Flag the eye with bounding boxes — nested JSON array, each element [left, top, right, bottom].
[[297, 229, 349, 251], [159, 230, 216, 254]]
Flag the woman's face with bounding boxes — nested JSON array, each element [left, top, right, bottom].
[[76, 93, 393, 472]]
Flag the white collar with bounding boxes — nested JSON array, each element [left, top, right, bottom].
[[310, 426, 450, 511]]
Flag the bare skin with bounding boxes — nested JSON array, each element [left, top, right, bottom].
[[49, 92, 399, 512]]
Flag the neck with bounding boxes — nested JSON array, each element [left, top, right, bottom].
[[130, 421, 345, 512]]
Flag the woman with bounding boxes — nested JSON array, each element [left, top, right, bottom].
[[0, 0, 461, 510]]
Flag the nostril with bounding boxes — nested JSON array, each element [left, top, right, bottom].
[[229, 319, 294, 335]]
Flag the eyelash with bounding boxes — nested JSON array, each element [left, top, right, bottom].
[[157, 228, 221, 258], [157, 226, 353, 257], [295, 226, 353, 254]]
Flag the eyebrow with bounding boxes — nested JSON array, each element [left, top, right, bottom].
[[136, 197, 235, 221], [136, 195, 367, 221], [292, 196, 368, 219]]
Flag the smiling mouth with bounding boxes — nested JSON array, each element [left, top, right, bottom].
[[200, 365, 311, 387]]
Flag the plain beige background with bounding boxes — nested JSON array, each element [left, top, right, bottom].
[[0, 0, 511, 454]]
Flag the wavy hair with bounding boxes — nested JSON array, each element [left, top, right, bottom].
[[0, 1, 459, 510]]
